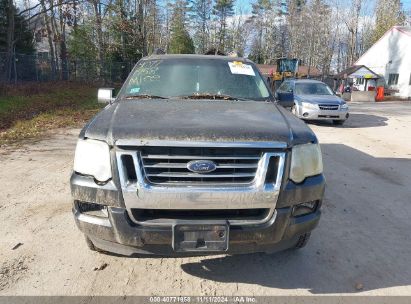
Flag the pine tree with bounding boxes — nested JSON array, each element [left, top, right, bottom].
[[192, 0, 212, 53], [248, 0, 270, 64], [0, 0, 34, 81], [169, 0, 195, 54], [0, 0, 34, 54], [372, 0, 405, 44], [68, 24, 98, 61], [213, 0, 235, 53]]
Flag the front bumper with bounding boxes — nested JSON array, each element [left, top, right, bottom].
[[72, 173, 325, 256], [73, 203, 321, 256], [299, 106, 349, 121]]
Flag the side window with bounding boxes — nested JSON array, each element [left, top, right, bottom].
[[278, 82, 291, 92], [388, 73, 399, 85], [277, 82, 286, 92], [285, 82, 294, 92]]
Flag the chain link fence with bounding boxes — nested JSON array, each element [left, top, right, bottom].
[[0, 52, 136, 84]]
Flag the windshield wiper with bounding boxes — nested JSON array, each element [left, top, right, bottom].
[[177, 93, 247, 101], [123, 94, 168, 99]]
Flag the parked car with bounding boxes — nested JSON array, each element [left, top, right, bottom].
[[276, 79, 349, 125], [71, 54, 325, 256]]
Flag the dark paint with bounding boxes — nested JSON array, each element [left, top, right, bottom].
[[83, 99, 316, 146], [73, 204, 321, 255]]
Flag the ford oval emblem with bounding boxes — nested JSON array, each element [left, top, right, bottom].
[[187, 160, 217, 173]]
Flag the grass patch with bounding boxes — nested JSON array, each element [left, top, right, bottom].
[[0, 82, 104, 145]]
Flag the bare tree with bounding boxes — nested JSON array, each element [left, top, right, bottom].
[[344, 0, 362, 66]]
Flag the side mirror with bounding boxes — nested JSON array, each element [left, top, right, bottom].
[[276, 91, 294, 108], [98, 88, 115, 104]]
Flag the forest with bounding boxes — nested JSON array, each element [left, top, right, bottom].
[[0, 0, 409, 82]]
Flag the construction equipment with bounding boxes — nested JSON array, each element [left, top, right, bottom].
[[269, 58, 300, 92], [273, 58, 300, 81]]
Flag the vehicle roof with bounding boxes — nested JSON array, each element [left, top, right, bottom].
[[144, 54, 252, 63]]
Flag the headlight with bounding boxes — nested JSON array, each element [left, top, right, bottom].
[[341, 103, 348, 109], [301, 102, 318, 110], [73, 139, 112, 182], [290, 143, 323, 183]]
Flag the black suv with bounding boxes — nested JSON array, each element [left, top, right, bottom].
[[71, 54, 325, 256]]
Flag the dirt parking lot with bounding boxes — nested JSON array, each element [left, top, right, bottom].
[[0, 101, 410, 296]]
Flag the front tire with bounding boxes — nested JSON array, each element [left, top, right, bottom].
[[294, 232, 311, 249]]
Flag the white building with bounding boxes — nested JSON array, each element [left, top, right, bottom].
[[335, 65, 380, 91], [355, 26, 411, 98]]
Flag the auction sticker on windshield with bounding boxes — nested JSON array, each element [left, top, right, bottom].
[[228, 62, 255, 76]]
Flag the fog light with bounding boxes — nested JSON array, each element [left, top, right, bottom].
[[303, 112, 309, 117], [292, 201, 318, 217], [77, 201, 108, 218]]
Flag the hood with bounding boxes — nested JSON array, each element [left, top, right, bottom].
[[296, 94, 343, 105], [83, 99, 316, 147]]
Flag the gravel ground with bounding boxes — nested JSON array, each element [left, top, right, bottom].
[[0, 101, 410, 296]]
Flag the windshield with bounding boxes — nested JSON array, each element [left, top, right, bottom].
[[119, 58, 270, 101], [295, 83, 334, 96]]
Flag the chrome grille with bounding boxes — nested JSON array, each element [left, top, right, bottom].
[[115, 141, 286, 225], [319, 104, 339, 111], [140, 146, 266, 185]]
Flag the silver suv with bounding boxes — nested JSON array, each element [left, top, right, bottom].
[[276, 79, 349, 125]]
